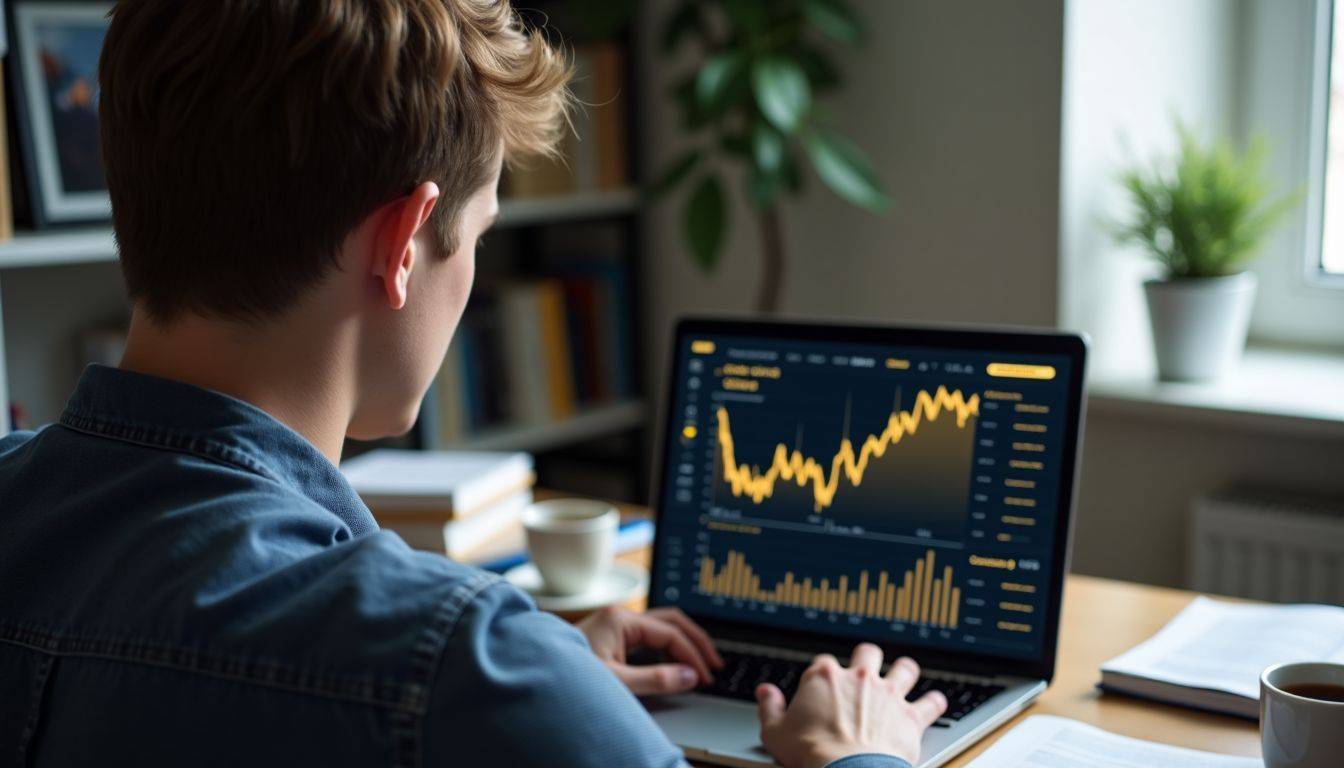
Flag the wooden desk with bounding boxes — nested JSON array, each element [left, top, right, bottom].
[[607, 503, 1260, 763]]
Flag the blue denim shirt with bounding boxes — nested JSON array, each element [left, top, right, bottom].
[[0, 365, 906, 768]]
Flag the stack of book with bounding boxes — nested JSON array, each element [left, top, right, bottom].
[[435, 272, 634, 442], [340, 449, 535, 564]]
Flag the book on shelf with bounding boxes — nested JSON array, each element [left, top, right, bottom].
[[432, 269, 635, 446], [0, 62, 13, 242], [1098, 595, 1344, 719], [339, 448, 534, 518], [502, 42, 629, 199]]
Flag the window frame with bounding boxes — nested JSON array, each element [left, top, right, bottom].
[[1305, 0, 1344, 288], [1238, 0, 1344, 348]]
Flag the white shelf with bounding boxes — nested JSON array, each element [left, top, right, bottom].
[[0, 188, 641, 271], [443, 399, 648, 452], [497, 187, 640, 228], [1088, 346, 1344, 438], [0, 228, 117, 269]]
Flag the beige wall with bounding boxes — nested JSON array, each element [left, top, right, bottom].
[[638, 0, 1067, 377]]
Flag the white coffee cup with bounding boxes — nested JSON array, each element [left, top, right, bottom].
[[522, 499, 618, 596], [1261, 661, 1344, 768]]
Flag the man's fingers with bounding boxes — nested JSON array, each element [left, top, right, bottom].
[[648, 607, 724, 668], [629, 615, 713, 684], [616, 663, 699, 697], [807, 653, 840, 674], [848, 642, 883, 675], [910, 690, 948, 727], [755, 683, 786, 731], [884, 656, 920, 695]]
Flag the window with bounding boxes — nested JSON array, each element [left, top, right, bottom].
[[1319, 0, 1344, 277], [1237, 0, 1344, 347]]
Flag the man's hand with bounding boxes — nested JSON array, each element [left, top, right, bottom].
[[577, 606, 724, 696], [756, 644, 947, 768]]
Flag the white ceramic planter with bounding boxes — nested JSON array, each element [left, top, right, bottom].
[[1143, 272, 1257, 382]]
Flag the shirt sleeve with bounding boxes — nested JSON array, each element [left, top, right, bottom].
[[423, 581, 688, 768], [825, 755, 913, 768]]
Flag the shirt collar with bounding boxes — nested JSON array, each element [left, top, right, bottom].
[[60, 364, 377, 536]]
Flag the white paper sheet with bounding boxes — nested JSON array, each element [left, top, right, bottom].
[[1101, 596, 1344, 699], [965, 715, 1260, 767]]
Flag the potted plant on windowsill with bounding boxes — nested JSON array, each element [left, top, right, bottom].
[[1114, 124, 1296, 382]]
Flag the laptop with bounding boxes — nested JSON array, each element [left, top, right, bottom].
[[644, 317, 1087, 768]]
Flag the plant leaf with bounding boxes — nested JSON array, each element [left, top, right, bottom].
[[648, 151, 701, 198], [1112, 120, 1298, 278], [747, 168, 783, 209], [720, 131, 752, 157], [751, 57, 812, 134], [803, 130, 890, 213], [801, 0, 862, 44], [794, 44, 843, 91], [751, 122, 785, 175], [684, 175, 727, 272], [696, 51, 747, 116], [721, 0, 770, 36]]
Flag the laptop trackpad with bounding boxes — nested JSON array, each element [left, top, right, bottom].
[[647, 693, 775, 766]]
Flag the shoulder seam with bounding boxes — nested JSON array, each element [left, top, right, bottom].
[[56, 411, 282, 484]]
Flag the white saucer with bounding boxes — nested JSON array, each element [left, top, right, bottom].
[[503, 561, 649, 613]]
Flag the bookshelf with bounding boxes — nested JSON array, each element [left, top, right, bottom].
[[0, 189, 641, 270], [438, 399, 647, 453], [0, 2, 651, 502]]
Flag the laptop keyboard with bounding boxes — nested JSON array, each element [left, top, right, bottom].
[[698, 648, 1005, 727]]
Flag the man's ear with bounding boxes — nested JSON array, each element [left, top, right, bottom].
[[372, 181, 441, 310]]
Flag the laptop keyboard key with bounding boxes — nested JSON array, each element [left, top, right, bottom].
[[698, 648, 1004, 723]]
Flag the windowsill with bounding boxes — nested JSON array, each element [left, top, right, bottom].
[[1088, 345, 1344, 437]]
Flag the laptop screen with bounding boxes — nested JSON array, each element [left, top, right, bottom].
[[650, 321, 1083, 667]]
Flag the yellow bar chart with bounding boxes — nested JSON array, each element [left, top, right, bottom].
[[698, 548, 961, 629]]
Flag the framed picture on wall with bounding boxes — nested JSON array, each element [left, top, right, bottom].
[[9, 2, 113, 226]]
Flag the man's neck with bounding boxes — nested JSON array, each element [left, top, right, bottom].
[[118, 307, 354, 464]]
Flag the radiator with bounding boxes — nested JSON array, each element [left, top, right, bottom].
[[1188, 491, 1344, 605]]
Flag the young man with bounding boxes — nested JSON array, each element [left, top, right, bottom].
[[0, 1, 945, 766]]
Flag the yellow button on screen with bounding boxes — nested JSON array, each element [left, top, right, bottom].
[[691, 340, 716, 354], [987, 363, 1056, 380]]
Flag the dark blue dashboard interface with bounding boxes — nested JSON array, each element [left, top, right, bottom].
[[653, 332, 1074, 661]]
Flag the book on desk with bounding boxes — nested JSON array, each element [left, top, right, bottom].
[[1099, 595, 1344, 719]]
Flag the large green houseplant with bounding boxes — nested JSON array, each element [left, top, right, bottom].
[[650, 0, 890, 313], [1114, 123, 1295, 381]]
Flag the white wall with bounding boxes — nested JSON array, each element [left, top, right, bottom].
[[639, 0, 1066, 383], [1058, 0, 1240, 377]]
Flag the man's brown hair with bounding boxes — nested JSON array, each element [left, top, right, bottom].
[[99, 0, 570, 322]]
